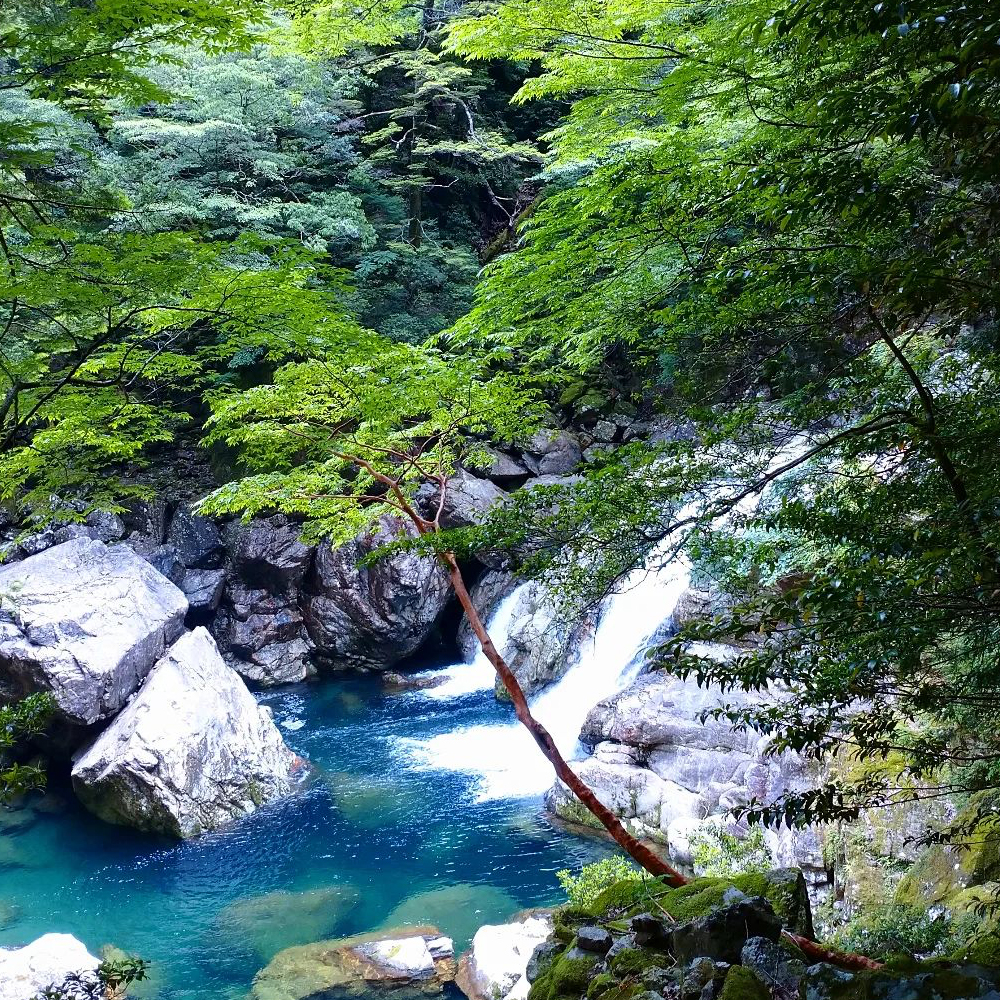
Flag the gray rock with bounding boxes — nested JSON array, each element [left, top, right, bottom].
[[305, 516, 451, 670], [457, 572, 591, 699], [467, 445, 531, 484], [522, 430, 583, 476], [0, 933, 100, 1000], [592, 420, 618, 443], [1, 511, 127, 563], [143, 544, 186, 585], [526, 941, 561, 983], [252, 927, 456, 1000], [71, 627, 298, 837], [741, 936, 805, 998], [225, 516, 313, 590], [577, 927, 613, 954], [416, 468, 506, 530], [166, 506, 223, 568], [0, 538, 187, 727], [681, 957, 717, 1000], [213, 578, 313, 685], [182, 568, 227, 613], [670, 898, 781, 966], [234, 638, 315, 686], [631, 913, 671, 948]]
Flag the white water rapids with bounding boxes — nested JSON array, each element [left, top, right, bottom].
[[399, 535, 692, 800]]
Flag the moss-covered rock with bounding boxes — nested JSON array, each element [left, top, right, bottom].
[[529, 949, 602, 1000], [718, 966, 769, 1000], [606, 947, 669, 979], [895, 799, 1000, 910], [588, 878, 671, 920]]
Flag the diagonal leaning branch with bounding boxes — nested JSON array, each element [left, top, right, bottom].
[[330, 439, 883, 973]]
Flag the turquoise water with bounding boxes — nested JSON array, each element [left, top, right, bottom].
[[0, 674, 612, 999]]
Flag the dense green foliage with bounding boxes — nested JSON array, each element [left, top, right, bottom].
[[0, 692, 52, 800], [4, 0, 1000, 893], [444, 0, 1000, 851], [1, 0, 535, 525], [556, 857, 642, 909]]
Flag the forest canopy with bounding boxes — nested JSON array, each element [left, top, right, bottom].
[[2, 0, 999, 860]]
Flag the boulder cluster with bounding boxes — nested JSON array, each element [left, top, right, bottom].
[[463, 871, 1000, 1000]]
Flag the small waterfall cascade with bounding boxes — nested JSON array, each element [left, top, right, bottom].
[[400, 535, 692, 800], [415, 583, 533, 700]]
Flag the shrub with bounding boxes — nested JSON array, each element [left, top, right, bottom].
[[690, 824, 773, 879], [556, 856, 642, 908], [832, 905, 979, 960]]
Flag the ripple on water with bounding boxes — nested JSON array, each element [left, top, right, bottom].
[[0, 675, 614, 1000]]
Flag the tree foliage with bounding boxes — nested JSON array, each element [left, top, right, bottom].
[[445, 0, 1000, 848]]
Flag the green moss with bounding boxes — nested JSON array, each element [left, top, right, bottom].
[[528, 968, 555, 1000], [895, 797, 1000, 909], [553, 908, 593, 944], [951, 917, 1000, 967], [586, 973, 618, 999], [606, 948, 669, 979], [558, 382, 588, 406], [588, 877, 671, 919], [553, 797, 605, 833], [718, 966, 769, 1000], [548, 953, 601, 999]]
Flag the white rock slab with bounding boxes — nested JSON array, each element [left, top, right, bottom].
[[458, 913, 553, 1000], [0, 538, 188, 726], [72, 628, 298, 837], [0, 933, 99, 1000]]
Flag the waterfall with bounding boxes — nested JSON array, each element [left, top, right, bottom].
[[414, 583, 533, 700], [399, 536, 691, 801]]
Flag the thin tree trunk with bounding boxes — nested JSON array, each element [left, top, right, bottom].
[[442, 552, 884, 971], [441, 552, 688, 886]]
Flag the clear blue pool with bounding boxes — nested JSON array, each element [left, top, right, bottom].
[[0, 673, 612, 999]]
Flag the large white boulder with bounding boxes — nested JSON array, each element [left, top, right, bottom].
[[71, 628, 298, 837], [0, 933, 99, 1000], [457, 912, 554, 1000], [546, 670, 823, 886], [0, 538, 188, 727]]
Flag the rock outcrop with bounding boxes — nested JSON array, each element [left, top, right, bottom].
[[71, 628, 298, 837], [457, 911, 554, 1000], [457, 573, 590, 699], [544, 670, 825, 892], [0, 933, 100, 1000], [520, 870, 1000, 1000], [252, 927, 456, 1000], [0, 538, 187, 729], [305, 517, 451, 670]]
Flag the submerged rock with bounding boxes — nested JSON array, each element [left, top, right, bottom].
[[251, 927, 455, 1000], [305, 516, 451, 671], [0, 538, 187, 728], [382, 884, 520, 953], [217, 885, 361, 962], [457, 911, 554, 1000], [71, 627, 298, 837], [0, 933, 99, 1000]]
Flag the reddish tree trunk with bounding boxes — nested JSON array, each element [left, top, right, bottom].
[[442, 553, 687, 885]]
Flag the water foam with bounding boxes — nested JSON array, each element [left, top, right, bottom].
[[400, 536, 691, 800]]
